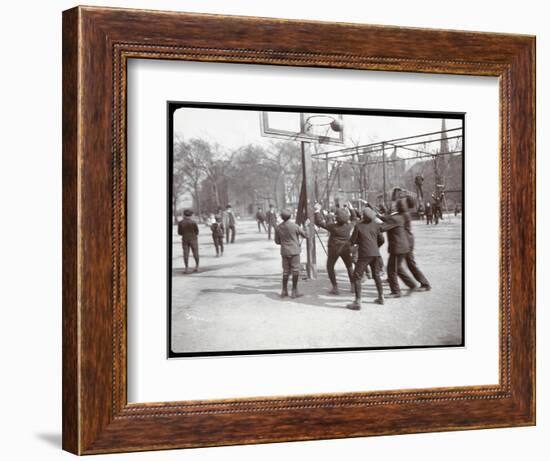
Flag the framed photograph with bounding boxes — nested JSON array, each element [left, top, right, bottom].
[[62, 6, 535, 455], [166, 103, 465, 358]]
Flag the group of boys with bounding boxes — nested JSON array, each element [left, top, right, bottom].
[[272, 197, 431, 309], [255, 204, 279, 240], [179, 197, 432, 310], [177, 205, 237, 274]]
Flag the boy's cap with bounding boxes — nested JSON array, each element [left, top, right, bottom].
[[396, 198, 408, 213], [280, 209, 292, 220], [362, 207, 377, 221], [183, 209, 193, 216], [335, 208, 350, 222]]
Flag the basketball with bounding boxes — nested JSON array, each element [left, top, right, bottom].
[[330, 118, 344, 132]]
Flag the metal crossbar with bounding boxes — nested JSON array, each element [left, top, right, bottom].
[[311, 127, 462, 160]]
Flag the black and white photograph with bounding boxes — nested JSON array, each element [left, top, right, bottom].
[[168, 103, 464, 357], [3, 0, 542, 458]]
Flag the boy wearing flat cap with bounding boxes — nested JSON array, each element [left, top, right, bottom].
[[378, 199, 417, 297], [266, 204, 278, 240], [314, 203, 354, 295], [274, 209, 307, 299], [177, 209, 200, 274], [347, 207, 386, 309]]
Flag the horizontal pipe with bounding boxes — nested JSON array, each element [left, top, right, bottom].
[[312, 127, 463, 158]]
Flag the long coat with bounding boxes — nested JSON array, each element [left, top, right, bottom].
[[177, 217, 199, 242], [314, 211, 353, 249], [222, 210, 236, 227], [350, 221, 385, 258], [256, 210, 266, 222], [274, 220, 307, 256], [380, 214, 410, 255], [266, 209, 278, 225]]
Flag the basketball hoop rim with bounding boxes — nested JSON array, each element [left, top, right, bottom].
[[304, 114, 337, 128], [259, 111, 345, 145]]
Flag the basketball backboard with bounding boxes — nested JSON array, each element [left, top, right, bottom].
[[259, 111, 344, 145]]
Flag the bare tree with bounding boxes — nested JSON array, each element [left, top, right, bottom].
[[266, 141, 301, 208], [173, 138, 306, 219], [174, 138, 207, 220], [201, 142, 236, 208], [225, 144, 272, 210]]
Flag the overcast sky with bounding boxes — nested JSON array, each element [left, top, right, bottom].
[[174, 107, 463, 154]]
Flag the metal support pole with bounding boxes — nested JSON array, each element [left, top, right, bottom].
[[325, 152, 330, 208], [352, 152, 357, 201], [382, 142, 387, 209], [363, 164, 367, 201], [301, 141, 317, 279], [433, 154, 440, 187], [365, 160, 370, 201]]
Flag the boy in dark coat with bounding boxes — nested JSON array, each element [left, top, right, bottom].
[[347, 207, 385, 309], [417, 203, 425, 221], [223, 205, 236, 243], [266, 204, 278, 240], [379, 200, 417, 297], [314, 203, 354, 295], [177, 209, 200, 274], [402, 197, 431, 291], [210, 215, 225, 257], [425, 202, 433, 225], [256, 207, 267, 232], [274, 209, 307, 299], [431, 192, 444, 224]]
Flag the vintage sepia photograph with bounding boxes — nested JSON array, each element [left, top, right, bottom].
[[168, 103, 464, 357]]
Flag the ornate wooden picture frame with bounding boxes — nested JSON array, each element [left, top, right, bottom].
[[62, 6, 535, 455]]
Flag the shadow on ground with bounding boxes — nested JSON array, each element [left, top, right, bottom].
[[35, 433, 61, 448], [200, 276, 385, 310]]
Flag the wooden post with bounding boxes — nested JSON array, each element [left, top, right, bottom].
[[301, 141, 317, 279]]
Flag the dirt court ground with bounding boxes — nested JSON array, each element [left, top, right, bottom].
[[170, 215, 463, 355]]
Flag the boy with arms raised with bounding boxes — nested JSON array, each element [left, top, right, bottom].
[[347, 207, 385, 309], [313, 203, 354, 295]]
